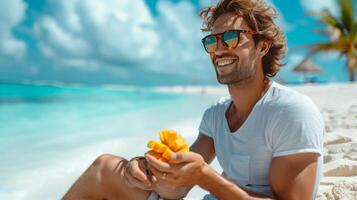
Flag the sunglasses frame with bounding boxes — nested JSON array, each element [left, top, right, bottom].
[[201, 29, 258, 53]]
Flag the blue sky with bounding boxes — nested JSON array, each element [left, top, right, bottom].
[[0, 0, 353, 85]]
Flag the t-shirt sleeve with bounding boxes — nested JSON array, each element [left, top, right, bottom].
[[199, 107, 214, 138], [269, 97, 324, 157]]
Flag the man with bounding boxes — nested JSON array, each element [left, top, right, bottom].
[[63, 0, 324, 199]]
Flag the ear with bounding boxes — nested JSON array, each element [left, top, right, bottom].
[[258, 40, 272, 57]]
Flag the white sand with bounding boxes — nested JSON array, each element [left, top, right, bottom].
[[293, 83, 357, 200], [184, 82, 357, 199]]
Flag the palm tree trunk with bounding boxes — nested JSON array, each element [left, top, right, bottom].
[[347, 52, 356, 82], [349, 67, 355, 82]]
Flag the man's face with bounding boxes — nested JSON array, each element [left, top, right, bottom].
[[209, 13, 262, 85]]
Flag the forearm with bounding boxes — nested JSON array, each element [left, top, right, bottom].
[[198, 165, 274, 200]]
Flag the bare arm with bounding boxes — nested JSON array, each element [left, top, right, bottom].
[[196, 166, 274, 200], [196, 153, 319, 200], [190, 133, 216, 163], [269, 153, 319, 200]]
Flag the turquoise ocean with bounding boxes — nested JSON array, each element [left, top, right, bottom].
[[0, 83, 222, 200]]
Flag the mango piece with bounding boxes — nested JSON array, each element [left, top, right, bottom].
[[147, 130, 189, 163], [148, 150, 169, 162], [167, 136, 189, 152], [158, 157, 169, 162], [148, 140, 169, 154], [159, 129, 177, 144], [148, 150, 162, 159], [162, 148, 174, 161], [178, 146, 189, 152], [159, 131, 166, 144]]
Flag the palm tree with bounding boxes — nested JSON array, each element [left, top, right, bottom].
[[304, 0, 357, 81]]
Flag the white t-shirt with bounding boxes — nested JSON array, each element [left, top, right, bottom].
[[199, 81, 324, 197]]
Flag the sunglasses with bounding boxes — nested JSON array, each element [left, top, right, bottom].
[[201, 29, 257, 53]]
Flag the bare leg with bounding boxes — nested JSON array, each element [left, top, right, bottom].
[[62, 154, 151, 200]]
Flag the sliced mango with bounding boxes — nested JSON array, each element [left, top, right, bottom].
[[148, 150, 169, 162], [159, 129, 177, 144], [147, 140, 169, 154], [158, 157, 169, 162], [162, 148, 174, 160], [178, 146, 189, 152], [168, 136, 189, 152], [147, 130, 189, 163], [148, 150, 162, 159]]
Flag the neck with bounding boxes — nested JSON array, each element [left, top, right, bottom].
[[227, 74, 270, 119]]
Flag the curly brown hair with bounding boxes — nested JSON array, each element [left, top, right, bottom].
[[200, 0, 287, 77]]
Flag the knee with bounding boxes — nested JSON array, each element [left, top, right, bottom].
[[92, 154, 117, 167], [91, 154, 122, 173], [90, 154, 126, 184]]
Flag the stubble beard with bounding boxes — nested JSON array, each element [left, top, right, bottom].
[[215, 57, 258, 85]]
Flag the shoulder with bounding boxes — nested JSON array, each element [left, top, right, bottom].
[[199, 96, 231, 137], [267, 82, 322, 121], [204, 95, 231, 114]]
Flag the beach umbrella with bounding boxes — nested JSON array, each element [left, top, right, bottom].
[[293, 59, 323, 83]]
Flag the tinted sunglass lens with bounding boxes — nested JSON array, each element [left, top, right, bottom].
[[204, 35, 217, 53], [223, 31, 239, 48]]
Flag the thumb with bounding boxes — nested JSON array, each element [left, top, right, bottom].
[[170, 152, 195, 162]]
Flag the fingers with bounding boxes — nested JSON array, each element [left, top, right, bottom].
[[124, 158, 153, 190], [146, 154, 174, 173], [170, 152, 197, 163], [124, 169, 153, 190], [130, 159, 150, 184], [150, 166, 176, 183]]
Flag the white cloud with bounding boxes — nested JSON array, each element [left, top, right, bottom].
[[33, 0, 212, 79], [300, 0, 339, 16], [34, 16, 91, 57], [0, 0, 27, 58], [34, 0, 160, 70], [150, 0, 210, 75]]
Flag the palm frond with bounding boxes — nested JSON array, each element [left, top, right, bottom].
[[308, 42, 349, 56], [319, 9, 346, 38], [353, 21, 357, 42], [339, 0, 354, 33]]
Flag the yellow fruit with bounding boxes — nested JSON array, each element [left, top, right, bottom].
[[148, 150, 168, 162], [148, 150, 162, 159], [162, 148, 174, 160], [147, 130, 189, 163], [178, 146, 189, 152], [168, 136, 189, 152], [147, 140, 169, 154], [159, 129, 177, 144]]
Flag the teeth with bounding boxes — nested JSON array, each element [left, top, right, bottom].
[[217, 59, 235, 67]]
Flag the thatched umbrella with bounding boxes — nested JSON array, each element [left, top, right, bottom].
[[293, 59, 323, 83]]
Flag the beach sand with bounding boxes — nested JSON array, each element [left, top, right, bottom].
[[183, 82, 357, 199], [293, 83, 357, 200]]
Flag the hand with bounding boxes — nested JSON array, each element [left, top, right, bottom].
[[124, 157, 153, 190], [146, 152, 208, 187]]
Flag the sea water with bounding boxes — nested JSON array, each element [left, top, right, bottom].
[[0, 83, 222, 200]]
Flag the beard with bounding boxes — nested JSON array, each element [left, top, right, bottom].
[[214, 56, 258, 85]]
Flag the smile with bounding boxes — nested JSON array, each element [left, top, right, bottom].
[[215, 58, 237, 67]]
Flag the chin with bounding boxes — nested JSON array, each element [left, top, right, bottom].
[[217, 74, 252, 85]]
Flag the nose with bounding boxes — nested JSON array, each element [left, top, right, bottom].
[[214, 39, 229, 56]]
